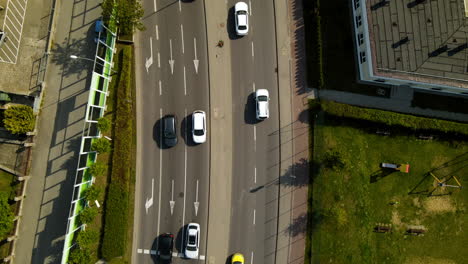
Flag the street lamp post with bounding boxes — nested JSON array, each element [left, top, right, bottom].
[[69, 55, 117, 75]]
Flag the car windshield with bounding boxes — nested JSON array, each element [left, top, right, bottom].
[[238, 25, 247, 30], [187, 245, 197, 251], [238, 10, 247, 15], [194, 129, 204, 136], [257, 95, 268, 101]]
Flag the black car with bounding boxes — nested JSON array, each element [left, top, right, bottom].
[[163, 115, 177, 147], [159, 233, 174, 262]]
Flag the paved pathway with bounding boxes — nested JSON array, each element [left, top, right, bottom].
[[14, 0, 102, 263], [318, 89, 468, 122]]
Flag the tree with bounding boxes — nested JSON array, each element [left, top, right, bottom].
[[97, 117, 111, 133], [102, 0, 145, 35], [91, 138, 111, 153], [0, 192, 14, 239], [83, 185, 101, 202], [78, 207, 98, 224], [3, 105, 35, 135], [88, 162, 107, 177], [76, 230, 99, 250], [68, 248, 91, 264]]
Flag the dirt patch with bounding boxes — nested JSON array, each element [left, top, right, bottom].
[[412, 197, 421, 208], [391, 210, 402, 227], [423, 197, 456, 214], [404, 256, 456, 264]]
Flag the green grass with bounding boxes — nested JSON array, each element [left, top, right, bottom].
[[309, 112, 468, 264]]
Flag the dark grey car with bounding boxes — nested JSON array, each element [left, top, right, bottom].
[[163, 115, 177, 147]]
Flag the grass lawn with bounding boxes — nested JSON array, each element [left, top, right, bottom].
[[310, 113, 468, 264]]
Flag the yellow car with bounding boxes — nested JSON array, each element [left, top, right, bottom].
[[232, 253, 244, 264]]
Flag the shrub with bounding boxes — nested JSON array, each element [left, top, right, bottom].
[[321, 100, 468, 135], [82, 185, 101, 202], [76, 230, 99, 250], [68, 248, 91, 264], [102, 183, 129, 260], [91, 138, 111, 153], [78, 207, 98, 224], [3, 105, 35, 134], [97, 117, 111, 133], [0, 192, 14, 239], [88, 162, 107, 177], [102, 0, 145, 35]]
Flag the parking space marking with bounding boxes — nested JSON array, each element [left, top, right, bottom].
[[0, 0, 29, 63]]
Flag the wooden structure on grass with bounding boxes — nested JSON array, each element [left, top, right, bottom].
[[374, 223, 392, 233]]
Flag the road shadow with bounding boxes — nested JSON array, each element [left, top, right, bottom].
[[227, 6, 242, 40], [244, 92, 258, 125], [369, 169, 396, 183]]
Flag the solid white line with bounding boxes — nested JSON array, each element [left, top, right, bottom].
[[158, 52, 161, 68], [159, 80, 162, 96], [254, 167, 257, 183], [251, 42, 254, 57], [183, 66, 187, 95], [181, 24, 185, 54], [155, 25, 159, 40], [157, 108, 163, 237], [179, 0, 181, 11], [181, 108, 188, 251], [154, 0, 157, 12], [251, 251, 254, 264], [253, 209, 256, 225], [252, 82, 255, 92]]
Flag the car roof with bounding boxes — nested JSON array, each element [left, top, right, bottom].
[[95, 20, 103, 32], [193, 112, 205, 130], [237, 14, 247, 26]]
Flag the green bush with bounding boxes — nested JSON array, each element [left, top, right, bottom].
[[0, 192, 14, 239], [102, 0, 145, 35], [91, 138, 111, 153], [82, 185, 101, 202], [101, 46, 134, 261], [101, 183, 129, 260], [69, 248, 91, 264], [97, 117, 111, 133], [321, 100, 468, 135], [78, 207, 98, 225], [88, 162, 107, 177], [76, 230, 99, 250], [3, 105, 35, 135]]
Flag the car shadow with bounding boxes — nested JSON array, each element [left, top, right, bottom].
[[244, 92, 259, 124], [181, 114, 198, 147], [227, 6, 242, 40], [150, 237, 159, 263], [175, 225, 188, 258], [153, 118, 166, 149]]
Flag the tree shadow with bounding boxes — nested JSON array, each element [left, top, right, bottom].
[[369, 169, 396, 183], [279, 158, 316, 187], [285, 212, 307, 237]]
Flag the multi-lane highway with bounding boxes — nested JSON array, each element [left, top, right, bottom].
[[134, 0, 210, 263], [133, 0, 281, 263]]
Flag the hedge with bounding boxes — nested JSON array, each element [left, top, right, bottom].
[[320, 100, 468, 135], [101, 45, 134, 260]]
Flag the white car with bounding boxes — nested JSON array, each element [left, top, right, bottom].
[[185, 223, 200, 259], [235, 2, 249, 36], [192, 110, 206, 144], [255, 89, 269, 120]]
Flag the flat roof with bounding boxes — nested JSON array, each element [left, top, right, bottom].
[[368, 0, 468, 84]]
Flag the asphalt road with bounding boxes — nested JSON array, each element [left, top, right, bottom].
[[227, 0, 280, 263], [134, 0, 210, 263]]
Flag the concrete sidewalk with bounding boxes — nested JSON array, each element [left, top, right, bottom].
[[14, 0, 102, 263]]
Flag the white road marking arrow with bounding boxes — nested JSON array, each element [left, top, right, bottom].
[[145, 178, 154, 214], [193, 38, 199, 74], [145, 37, 154, 73], [169, 39, 175, 74], [194, 180, 199, 216], [170, 180, 175, 215]]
